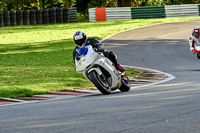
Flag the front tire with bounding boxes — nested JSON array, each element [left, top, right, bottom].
[[119, 73, 131, 92], [197, 53, 200, 59], [89, 70, 111, 95]]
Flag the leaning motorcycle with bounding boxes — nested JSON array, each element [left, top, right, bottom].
[[75, 45, 131, 95], [191, 39, 200, 59]]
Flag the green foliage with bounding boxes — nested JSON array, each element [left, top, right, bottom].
[[0, 0, 76, 11], [77, 12, 89, 22], [133, 0, 199, 7], [148, 0, 165, 6], [0, 0, 200, 12]]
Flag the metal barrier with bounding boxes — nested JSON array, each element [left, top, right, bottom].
[[69, 7, 77, 22], [131, 6, 165, 19], [88, 7, 131, 21], [106, 7, 131, 21], [165, 4, 199, 17], [89, 4, 200, 22], [89, 8, 96, 22]]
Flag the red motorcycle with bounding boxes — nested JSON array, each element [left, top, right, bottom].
[[192, 39, 200, 59]]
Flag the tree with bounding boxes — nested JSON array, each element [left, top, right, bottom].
[[0, 0, 198, 12], [64, 0, 72, 7], [145, 0, 148, 6], [117, 0, 131, 7]]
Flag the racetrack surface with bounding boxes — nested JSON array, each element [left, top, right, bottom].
[[1, 20, 200, 133]]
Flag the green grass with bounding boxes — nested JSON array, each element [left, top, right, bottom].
[[0, 17, 200, 98]]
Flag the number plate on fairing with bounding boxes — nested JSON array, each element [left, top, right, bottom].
[[79, 61, 82, 67]]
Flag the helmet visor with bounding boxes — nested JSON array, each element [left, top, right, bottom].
[[194, 32, 199, 38], [75, 38, 85, 46]]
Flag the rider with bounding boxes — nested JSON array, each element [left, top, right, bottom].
[[73, 30, 125, 72], [189, 26, 200, 53]]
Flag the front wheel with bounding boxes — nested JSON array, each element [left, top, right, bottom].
[[197, 53, 200, 59], [119, 73, 131, 92], [89, 70, 111, 95]]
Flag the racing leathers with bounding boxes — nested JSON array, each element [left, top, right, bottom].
[[189, 34, 200, 53], [73, 38, 125, 72]]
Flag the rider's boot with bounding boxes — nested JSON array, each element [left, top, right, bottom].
[[103, 51, 125, 72], [116, 64, 125, 72]]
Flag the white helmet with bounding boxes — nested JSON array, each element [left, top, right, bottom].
[[73, 31, 87, 47], [193, 26, 200, 38]]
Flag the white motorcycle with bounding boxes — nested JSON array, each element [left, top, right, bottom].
[[189, 37, 200, 59], [75, 45, 131, 95]]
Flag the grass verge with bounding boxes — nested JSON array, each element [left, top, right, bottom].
[[0, 17, 199, 98]]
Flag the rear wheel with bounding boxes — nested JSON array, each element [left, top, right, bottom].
[[119, 73, 131, 92], [89, 70, 111, 95]]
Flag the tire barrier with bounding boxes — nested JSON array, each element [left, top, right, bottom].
[[69, 7, 77, 22], [23, 10, 30, 25], [56, 8, 63, 23], [36, 10, 42, 24], [0, 12, 4, 27], [30, 10, 36, 25], [3, 11, 10, 26], [63, 8, 69, 23], [16, 10, 23, 25], [0, 7, 77, 27], [42, 9, 49, 24], [49, 8, 56, 23], [10, 11, 17, 26]]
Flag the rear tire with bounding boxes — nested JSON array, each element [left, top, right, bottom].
[[89, 70, 111, 95], [119, 73, 131, 92]]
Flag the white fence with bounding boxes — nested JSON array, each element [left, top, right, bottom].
[[165, 4, 199, 17], [89, 8, 96, 22], [106, 7, 131, 21]]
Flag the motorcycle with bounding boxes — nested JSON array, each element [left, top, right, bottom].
[[191, 39, 200, 59], [75, 45, 131, 95]]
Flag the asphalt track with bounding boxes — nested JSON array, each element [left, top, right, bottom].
[[1, 20, 200, 133]]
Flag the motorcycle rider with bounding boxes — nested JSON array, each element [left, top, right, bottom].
[[189, 26, 200, 53], [73, 30, 125, 72]]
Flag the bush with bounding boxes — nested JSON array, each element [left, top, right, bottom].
[[77, 12, 89, 22]]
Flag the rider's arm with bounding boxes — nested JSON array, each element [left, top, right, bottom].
[[88, 38, 104, 52], [192, 39, 196, 47], [73, 46, 78, 64]]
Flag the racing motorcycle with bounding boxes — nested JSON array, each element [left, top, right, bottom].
[[75, 45, 131, 95], [191, 39, 200, 59]]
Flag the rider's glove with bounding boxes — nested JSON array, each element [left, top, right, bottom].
[[96, 48, 104, 52], [96, 43, 104, 52], [76, 56, 80, 60]]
